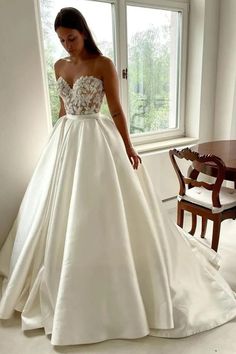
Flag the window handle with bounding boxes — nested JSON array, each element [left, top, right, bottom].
[[122, 68, 128, 79]]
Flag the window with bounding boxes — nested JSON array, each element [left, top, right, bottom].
[[39, 0, 188, 144]]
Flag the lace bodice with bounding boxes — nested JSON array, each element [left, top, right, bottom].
[[57, 76, 105, 115]]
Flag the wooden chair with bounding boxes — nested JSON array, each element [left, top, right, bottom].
[[169, 147, 236, 252]]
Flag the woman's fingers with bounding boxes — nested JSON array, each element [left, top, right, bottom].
[[130, 155, 142, 169], [126, 146, 142, 169]]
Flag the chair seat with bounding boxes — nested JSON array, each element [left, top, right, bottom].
[[179, 186, 236, 213]]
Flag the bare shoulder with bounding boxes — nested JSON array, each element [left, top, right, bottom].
[[54, 57, 70, 78], [96, 56, 116, 76], [97, 55, 114, 65]]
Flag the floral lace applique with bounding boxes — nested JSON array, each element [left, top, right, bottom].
[[57, 76, 105, 115]]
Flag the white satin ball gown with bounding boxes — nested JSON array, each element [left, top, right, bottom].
[[0, 75, 236, 346]]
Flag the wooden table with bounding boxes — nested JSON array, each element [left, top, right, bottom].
[[191, 140, 236, 182]]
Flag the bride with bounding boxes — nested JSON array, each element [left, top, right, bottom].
[[0, 6, 236, 347]]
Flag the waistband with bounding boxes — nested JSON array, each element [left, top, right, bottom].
[[66, 113, 101, 120]]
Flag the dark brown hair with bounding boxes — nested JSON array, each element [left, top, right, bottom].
[[54, 7, 102, 55]]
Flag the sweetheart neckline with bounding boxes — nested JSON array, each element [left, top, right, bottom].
[[57, 75, 103, 90]]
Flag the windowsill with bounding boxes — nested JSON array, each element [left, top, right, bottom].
[[134, 137, 199, 155]]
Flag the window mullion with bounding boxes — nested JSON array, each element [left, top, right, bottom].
[[116, 0, 129, 127]]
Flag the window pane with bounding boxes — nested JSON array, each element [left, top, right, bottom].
[[127, 5, 180, 135], [39, 0, 115, 125]]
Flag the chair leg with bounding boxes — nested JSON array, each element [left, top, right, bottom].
[[189, 214, 197, 235], [211, 217, 221, 252], [177, 204, 184, 228], [201, 217, 207, 238]]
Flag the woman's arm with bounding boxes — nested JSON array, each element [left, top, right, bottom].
[[101, 57, 142, 169], [54, 60, 66, 118], [58, 97, 66, 118]]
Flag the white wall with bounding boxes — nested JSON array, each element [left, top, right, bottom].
[[185, 0, 205, 139], [0, 0, 51, 247], [185, 0, 220, 142], [199, 0, 220, 142], [214, 0, 236, 140]]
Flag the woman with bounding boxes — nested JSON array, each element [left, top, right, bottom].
[[54, 8, 142, 170], [0, 7, 236, 347]]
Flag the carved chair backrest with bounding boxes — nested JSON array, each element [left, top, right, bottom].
[[169, 148, 226, 208]]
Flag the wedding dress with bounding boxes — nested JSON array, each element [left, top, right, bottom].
[[0, 75, 236, 346]]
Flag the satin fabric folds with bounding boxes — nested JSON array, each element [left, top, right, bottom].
[[0, 113, 236, 346]]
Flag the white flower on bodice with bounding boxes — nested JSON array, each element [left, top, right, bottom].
[[57, 76, 105, 115]]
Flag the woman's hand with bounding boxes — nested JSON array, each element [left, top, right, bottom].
[[125, 145, 142, 170]]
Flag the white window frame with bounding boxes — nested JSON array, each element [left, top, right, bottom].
[[118, 0, 188, 145], [37, 0, 189, 145], [95, 0, 189, 144]]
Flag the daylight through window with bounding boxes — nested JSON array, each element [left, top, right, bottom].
[[39, 0, 188, 143]]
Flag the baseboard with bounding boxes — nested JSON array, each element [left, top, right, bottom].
[[162, 196, 177, 212]]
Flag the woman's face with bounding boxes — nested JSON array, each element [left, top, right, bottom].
[[56, 27, 85, 55]]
